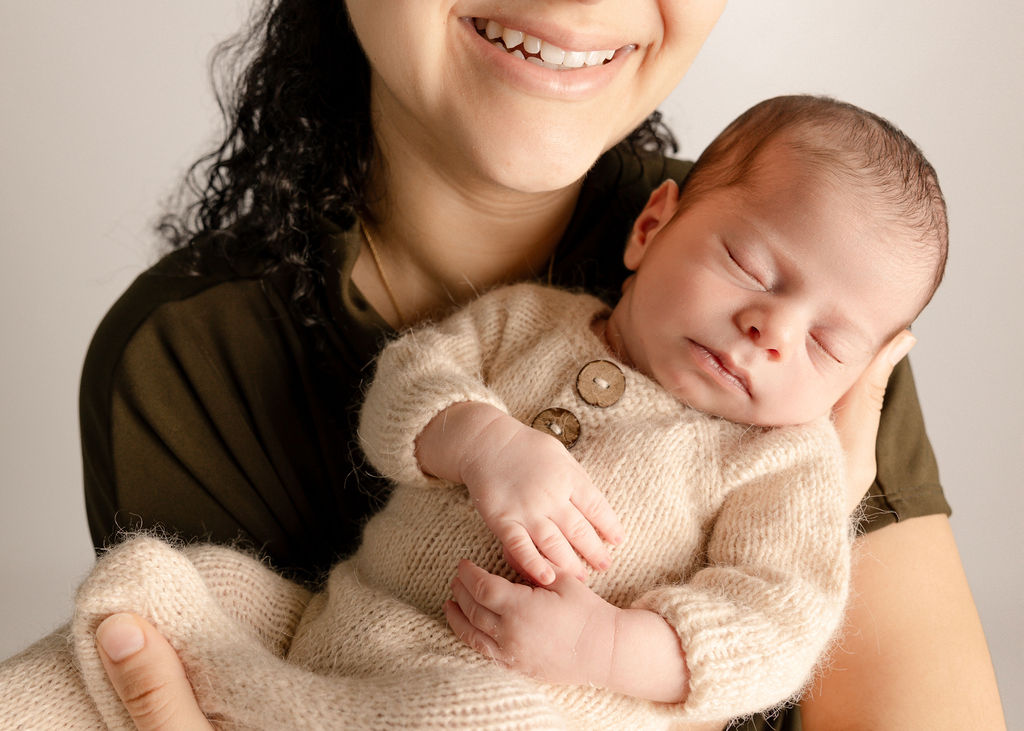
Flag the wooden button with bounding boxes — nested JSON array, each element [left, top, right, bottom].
[[531, 408, 581, 449], [576, 360, 625, 407]]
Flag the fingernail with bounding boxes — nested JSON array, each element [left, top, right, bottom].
[[97, 613, 145, 662], [887, 332, 917, 366]]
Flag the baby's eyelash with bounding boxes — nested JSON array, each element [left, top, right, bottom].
[[810, 334, 842, 365], [726, 247, 766, 289]]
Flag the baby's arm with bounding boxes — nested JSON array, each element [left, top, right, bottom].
[[629, 422, 852, 719], [444, 559, 690, 704], [447, 420, 851, 720], [415, 401, 623, 585]]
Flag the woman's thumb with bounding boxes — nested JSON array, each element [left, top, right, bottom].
[[96, 613, 213, 730], [832, 330, 916, 512]]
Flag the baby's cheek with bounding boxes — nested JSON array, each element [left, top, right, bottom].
[[825, 370, 864, 407]]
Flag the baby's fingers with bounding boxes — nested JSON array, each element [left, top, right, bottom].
[[444, 599, 505, 662], [499, 524, 559, 585], [571, 482, 624, 547], [447, 562, 510, 661], [450, 568, 503, 636], [553, 507, 613, 573], [453, 559, 519, 614], [529, 519, 587, 583]]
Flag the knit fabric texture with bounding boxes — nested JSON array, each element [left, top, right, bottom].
[[0, 284, 851, 729]]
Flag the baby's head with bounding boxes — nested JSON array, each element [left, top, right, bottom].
[[605, 95, 947, 426]]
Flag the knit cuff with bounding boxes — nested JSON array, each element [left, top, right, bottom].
[[359, 376, 510, 489], [632, 583, 838, 722]]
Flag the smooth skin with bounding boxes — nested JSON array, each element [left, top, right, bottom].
[[94, 0, 1004, 727], [604, 172, 931, 428]]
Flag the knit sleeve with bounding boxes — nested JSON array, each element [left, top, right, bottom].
[[358, 284, 550, 488], [0, 626, 104, 729], [632, 420, 852, 722]]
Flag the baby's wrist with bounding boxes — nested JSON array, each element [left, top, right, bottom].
[[415, 401, 508, 483], [454, 408, 529, 487], [605, 608, 690, 704]]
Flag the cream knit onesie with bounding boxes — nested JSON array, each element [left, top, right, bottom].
[[0, 284, 851, 730]]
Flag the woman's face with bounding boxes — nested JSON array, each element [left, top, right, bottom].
[[346, 1, 726, 194]]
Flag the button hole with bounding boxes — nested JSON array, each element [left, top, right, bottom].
[[593, 377, 609, 390], [548, 423, 563, 436]]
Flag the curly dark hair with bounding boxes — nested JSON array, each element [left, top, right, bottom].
[[160, 0, 678, 328]]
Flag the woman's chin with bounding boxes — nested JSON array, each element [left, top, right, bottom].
[[472, 136, 610, 195]]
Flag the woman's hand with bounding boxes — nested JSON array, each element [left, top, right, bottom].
[[831, 330, 916, 513], [96, 613, 212, 730]]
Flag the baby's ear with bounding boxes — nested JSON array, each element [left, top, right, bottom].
[[623, 179, 680, 271]]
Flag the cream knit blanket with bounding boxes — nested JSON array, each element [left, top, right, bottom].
[[0, 284, 851, 729]]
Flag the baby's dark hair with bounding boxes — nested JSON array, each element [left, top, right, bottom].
[[680, 95, 948, 312]]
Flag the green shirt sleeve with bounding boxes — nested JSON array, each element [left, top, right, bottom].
[[860, 357, 949, 531], [79, 249, 389, 579]]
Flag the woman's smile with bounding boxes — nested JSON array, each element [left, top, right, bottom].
[[470, 17, 632, 69], [348, 0, 724, 191], [457, 16, 636, 101]]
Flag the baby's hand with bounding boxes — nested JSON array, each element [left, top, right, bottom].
[[445, 560, 619, 688], [460, 414, 624, 585]]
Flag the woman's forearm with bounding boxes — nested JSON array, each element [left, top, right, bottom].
[[798, 515, 1005, 729]]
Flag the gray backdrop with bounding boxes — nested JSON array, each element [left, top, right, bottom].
[[1, 1, 1019, 725]]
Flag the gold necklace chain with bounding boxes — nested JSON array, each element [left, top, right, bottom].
[[360, 220, 558, 329], [360, 220, 406, 329]]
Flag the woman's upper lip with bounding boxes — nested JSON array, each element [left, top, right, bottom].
[[463, 15, 635, 57]]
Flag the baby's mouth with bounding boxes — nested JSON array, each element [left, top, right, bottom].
[[471, 18, 634, 70], [695, 342, 751, 396]]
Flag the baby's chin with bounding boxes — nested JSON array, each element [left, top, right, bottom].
[[698, 401, 833, 429], [745, 408, 834, 429]]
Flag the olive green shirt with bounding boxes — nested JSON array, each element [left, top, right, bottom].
[[81, 146, 950, 585]]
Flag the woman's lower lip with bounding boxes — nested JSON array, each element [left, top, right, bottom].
[[457, 17, 630, 100], [688, 341, 750, 396]]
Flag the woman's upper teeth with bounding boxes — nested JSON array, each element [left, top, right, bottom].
[[474, 18, 620, 69]]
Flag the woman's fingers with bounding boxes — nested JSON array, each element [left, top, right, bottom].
[[96, 613, 212, 731], [832, 330, 916, 512]]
